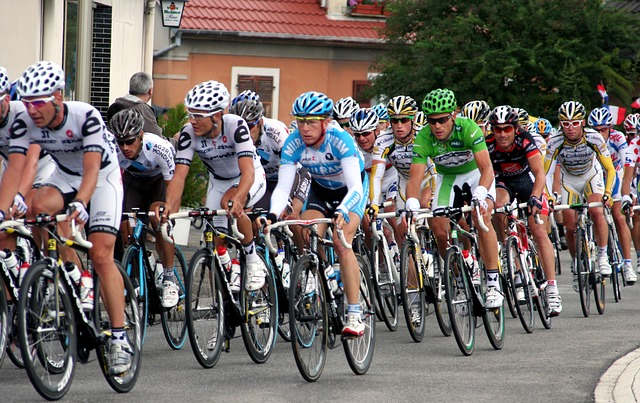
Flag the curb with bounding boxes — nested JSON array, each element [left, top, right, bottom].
[[595, 346, 640, 402]]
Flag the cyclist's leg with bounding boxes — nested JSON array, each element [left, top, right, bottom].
[[583, 168, 609, 266], [611, 174, 634, 279], [492, 184, 511, 243]]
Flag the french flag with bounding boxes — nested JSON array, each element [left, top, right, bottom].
[[632, 97, 640, 110], [608, 105, 626, 125], [597, 83, 609, 105]]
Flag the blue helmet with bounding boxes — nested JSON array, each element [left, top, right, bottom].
[[372, 103, 389, 122], [588, 107, 613, 127], [533, 118, 553, 137], [292, 91, 333, 117]]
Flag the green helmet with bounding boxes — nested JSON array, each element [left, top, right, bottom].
[[422, 88, 457, 115]]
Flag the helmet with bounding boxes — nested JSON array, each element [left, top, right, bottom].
[[558, 101, 586, 121], [413, 111, 427, 131], [588, 107, 613, 127], [109, 109, 144, 139], [17, 61, 65, 97], [461, 100, 490, 122], [184, 80, 230, 112], [292, 91, 333, 117], [488, 105, 518, 126], [387, 95, 418, 117], [422, 89, 457, 115], [372, 103, 389, 122], [229, 90, 264, 123], [512, 107, 529, 126], [533, 118, 553, 137], [624, 114, 640, 132], [349, 108, 379, 133], [333, 97, 359, 119], [0, 67, 9, 94]]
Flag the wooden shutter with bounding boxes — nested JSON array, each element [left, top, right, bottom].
[[237, 75, 274, 118], [353, 80, 372, 108]]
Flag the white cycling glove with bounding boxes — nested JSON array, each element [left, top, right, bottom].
[[405, 197, 421, 212], [12, 193, 27, 216], [472, 185, 488, 210], [67, 200, 89, 223]]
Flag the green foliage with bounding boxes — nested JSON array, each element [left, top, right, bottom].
[[371, 0, 640, 122], [158, 103, 207, 207]]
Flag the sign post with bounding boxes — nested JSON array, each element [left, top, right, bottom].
[[160, 0, 188, 28]]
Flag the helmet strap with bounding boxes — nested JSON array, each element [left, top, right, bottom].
[[45, 101, 61, 129]]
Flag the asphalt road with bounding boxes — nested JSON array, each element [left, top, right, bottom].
[[2, 250, 639, 402]]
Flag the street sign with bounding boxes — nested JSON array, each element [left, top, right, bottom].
[[160, 0, 188, 28]]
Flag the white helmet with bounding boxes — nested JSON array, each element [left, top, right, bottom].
[[349, 108, 379, 133], [333, 97, 359, 119], [184, 80, 230, 112], [18, 61, 65, 97], [0, 67, 9, 94]]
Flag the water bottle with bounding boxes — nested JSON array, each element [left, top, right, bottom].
[[333, 263, 342, 287], [389, 241, 400, 268], [281, 261, 291, 289], [274, 248, 285, 270], [64, 262, 81, 285], [217, 246, 231, 272], [422, 248, 434, 278], [325, 263, 339, 294], [229, 258, 241, 292], [154, 262, 164, 290], [18, 262, 29, 286], [80, 269, 94, 311], [1, 249, 18, 280], [146, 250, 156, 272], [462, 249, 480, 284]]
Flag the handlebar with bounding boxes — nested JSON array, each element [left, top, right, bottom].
[[493, 201, 543, 225], [265, 218, 351, 251], [160, 209, 244, 244], [553, 202, 603, 211]]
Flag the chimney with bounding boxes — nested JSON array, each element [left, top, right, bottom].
[[325, 0, 348, 18]]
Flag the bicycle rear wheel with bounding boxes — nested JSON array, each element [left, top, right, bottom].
[[343, 255, 376, 375], [399, 240, 425, 343], [432, 257, 452, 337], [240, 253, 278, 364], [289, 255, 327, 382], [593, 270, 606, 315], [443, 247, 475, 356], [608, 231, 622, 303], [185, 249, 224, 369], [18, 261, 76, 400], [160, 246, 188, 350], [6, 300, 24, 368], [121, 246, 149, 345], [507, 237, 534, 333], [576, 229, 591, 317], [502, 272, 518, 319], [371, 241, 398, 332], [530, 245, 552, 330], [0, 277, 8, 367], [95, 262, 142, 393]]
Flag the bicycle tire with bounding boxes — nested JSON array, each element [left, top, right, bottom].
[[371, 238, 398, 332], [94, 262, 143, 393], [240, 252, 278, 364], [530, 244, 552, 330], [122, 246, 149, 345], [432, 254, 452, 337], [576, 229, 591, 317], [507, 237, 534, 333], [6, 300, 24, 368], [399, 239, 425, 343], [550, 218, 562, 275], [343, 255, 376, 375], [443, 247, 475, 356], [502, 272, 518, 319], [608, 230, 622, 303], [160, 246, 189, 350], [593, 267, 606, 315], [185, 249, 225, 369], [0, 277, 7, 368], [289, 255, 327, 382], [18, 261, 76, 400]]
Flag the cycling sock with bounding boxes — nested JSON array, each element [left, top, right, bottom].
[[347, 303, 361, 314], [112, 328, 126, 341], [243, 242, 258, 262], [624, 259, 632, 265], [598, 247, 607, 257], [486, 269, 499, 288], [163, 265, 175, 277], [636, 250, 640, 259], [547, 279, 556, 286]]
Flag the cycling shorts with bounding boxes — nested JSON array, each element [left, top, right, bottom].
[[560, 163, 604, 204], [395, 174, 430, 210], [205, 166, 266, 227], [496, 173, 549, 216], [253, 167, 311, 211], [123, 171, 166, 213], [42, 166, 123, 235], [433, 169, 496, 209], [306, 175, 369, 219]]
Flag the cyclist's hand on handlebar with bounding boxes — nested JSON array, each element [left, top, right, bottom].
[[227, 197, 244, 218], [602, 194, 613, 208], [67, 199, 88, 225], [12, 192, 28, 218], [154, 202, 168, 222], [528, 195, 542, 217], [367, 203, 379, 218], [333, 209, 348, 230], [622, 194, 633, 212]]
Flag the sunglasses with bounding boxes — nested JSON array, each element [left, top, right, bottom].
[[560, 120, 582, 128], [492, 125, 514, 134], [353, 131, 374, 138], [426, 114, 452, 125], [247, 118, 261, 128], [338, 121, 351, 129], [295, 116, 325, 126], [188, 111, 216, 121], [594, 126, 611, 133], [22, 96, 54, 109], [117, 137, 138, 146], [390, 117, 412, 124]]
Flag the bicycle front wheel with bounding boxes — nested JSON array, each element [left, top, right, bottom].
[[575, 229, 591, 317], [0, 277, 8, 368], [399, 240, 425, 343], [185, 249, 224, 369], [18, 261, 76, 401], [443, 247, 475, 356], [121, 246, 149, 345], [530, 244, 552, 330], [343, 255, 376, 375], [289, 255, 327, 382], [160, 246, 188, 350], [6, 299, 24, 368], [371, 240, 398, 332], [593, 268, 606, 315], [506, 237, 534, 333]]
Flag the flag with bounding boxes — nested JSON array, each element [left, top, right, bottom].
[[608, 105, 626, 125], [632, 97, 640, 109], [597, 83, 609, 105]]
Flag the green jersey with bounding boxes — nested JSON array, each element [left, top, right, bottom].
[[412, 117, 486, 175]]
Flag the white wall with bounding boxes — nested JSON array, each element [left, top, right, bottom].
[[109, 0, 146, 102], [0, 1, 44, 78]]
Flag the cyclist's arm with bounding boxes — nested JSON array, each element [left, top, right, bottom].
[[527, 151, 546, 198], [370, 160, 386, 204], [473, 148, 495, 190], [0, 152, 26, 212], [270, 163, 297, 217], [74, 151, 101, 205], [165, 164, 189, 214], [336, 156, 363, 218], [17, 144, 41, 196], [406, 163, 426, 201], [597, 153, 616, 197]]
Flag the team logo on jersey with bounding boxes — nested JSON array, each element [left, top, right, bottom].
[[177, 131, 191, 151], [234, 125, 250, 143], [325, 153, 334, 160], [82, 110, 102, 137], [222, 136, 227, 143], [66, 130, 73, 138]]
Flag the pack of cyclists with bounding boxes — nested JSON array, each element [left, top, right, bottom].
[[2, 60, 640, 393]]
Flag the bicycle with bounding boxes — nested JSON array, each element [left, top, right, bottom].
[[605, 202, 626, 303], [554, 202, 606, 317], [429, 202, 505, 356], [15, 215, 141, 400], [495, 201, 552, 333], [266, 218, 375, 382], [548, 197, 563, 275], [121, 209, 188, 349], [165, 207, 278, 368]]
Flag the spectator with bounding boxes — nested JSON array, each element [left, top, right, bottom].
[[106, 72, 162, 135]]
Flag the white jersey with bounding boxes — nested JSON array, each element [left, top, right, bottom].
[[9, 102, 118, 176], [255, 117, 288, 181], [118, 133, 175, 180], [0, 101, 26, 159], [175, 113, 262, 179], [545, 128, 610, 176]]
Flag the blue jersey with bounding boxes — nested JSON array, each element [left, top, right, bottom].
[[280, 126, 364, 190]]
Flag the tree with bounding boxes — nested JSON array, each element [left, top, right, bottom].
[[371, 0, 640, 120]]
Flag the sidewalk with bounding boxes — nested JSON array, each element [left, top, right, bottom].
[[595, 346, 640, 402]]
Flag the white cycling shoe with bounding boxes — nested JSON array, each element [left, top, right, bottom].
[[245, 261, 266, 291]]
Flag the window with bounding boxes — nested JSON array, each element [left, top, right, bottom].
[[231, 67, 280, 119], [353, 80, 372, 108], [63, 0, 79, 100]]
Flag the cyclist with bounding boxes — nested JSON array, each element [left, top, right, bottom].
[[587, 107, 636, 284], [269, 91, 367, 337], [0, 61, 130, 374], [621, 115, 640, 273], [486, 105, 562, 315], [157, 80, 267, 291], [461, 100, 491, 137], [533, 118, 554, 142], [544, 101, 615, 286], [514, 107, 547, 156], [332, 96, 360, 134], [413, 111, 426, 133], [408, 88, 503, 309], [372, 103, 390, 133], [110, 109, 181, 306]]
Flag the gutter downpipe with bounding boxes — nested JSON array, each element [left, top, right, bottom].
[[154, 29, 183, 58]]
